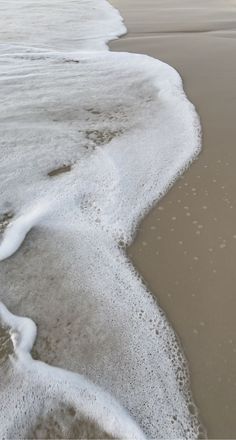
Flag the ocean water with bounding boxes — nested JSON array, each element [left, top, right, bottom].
[[0, 0, 203, 438]]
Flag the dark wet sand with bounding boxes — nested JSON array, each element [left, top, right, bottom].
[[48, 164, 72, 178], [110, 1, 236, 438], [0, 327, 13, 365], [28, 409, 112, 440]]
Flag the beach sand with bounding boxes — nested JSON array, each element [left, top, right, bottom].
[[110, 1, 236, 438], [0, 327, 13, 366]]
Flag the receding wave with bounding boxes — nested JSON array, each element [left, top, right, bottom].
[[0, 0, 204, 438]]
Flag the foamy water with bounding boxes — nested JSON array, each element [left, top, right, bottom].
[[0, 0, 203, 438]]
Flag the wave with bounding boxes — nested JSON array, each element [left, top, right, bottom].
[[0, 0, 203, 438]]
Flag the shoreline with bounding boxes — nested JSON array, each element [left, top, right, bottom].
[[110, 1, 236, 438], [0, 1, 203, 437], [1, 0, 236, 437]]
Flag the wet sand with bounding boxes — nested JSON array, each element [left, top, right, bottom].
[[0, 327, 13, 366], [110, 1, 236, 438], [28, 409, 112, 439], [0, 330, 111, 440]]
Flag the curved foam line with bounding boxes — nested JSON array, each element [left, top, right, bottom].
[[0, 303, 145, 439], [0, 202, 50, 262], [0, 302, 36, 353]]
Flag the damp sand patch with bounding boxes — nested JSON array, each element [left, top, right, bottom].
[[85, 105, 130, 123], [85, 129, 123, 147], [48, 164, 72, 178], [0, 212, 14, 235], [0, 327, 13, 365], [28, 405, 112, 439], [63, 59, 80, 64]]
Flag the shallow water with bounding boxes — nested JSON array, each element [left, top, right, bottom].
[[27, 406, 112, 439], [0, 0, 205, 438]]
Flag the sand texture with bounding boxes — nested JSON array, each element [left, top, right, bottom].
[[110, 1, 236, 438]]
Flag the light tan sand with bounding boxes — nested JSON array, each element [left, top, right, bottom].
[[110, 1, 236, 438]]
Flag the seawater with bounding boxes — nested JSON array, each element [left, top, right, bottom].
[[0, 0, 203, 437]]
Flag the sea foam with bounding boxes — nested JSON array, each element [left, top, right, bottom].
[[0, 0, 204, 438], [0, 303, 145, 439]]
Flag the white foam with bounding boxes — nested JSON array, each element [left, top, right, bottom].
[[0, 304, 145, 439], [0, 202, 50, 261], [0, 0, 204, 438], [0, 0, 126, 51]]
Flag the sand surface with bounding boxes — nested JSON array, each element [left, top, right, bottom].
[[110, 1, 236, 438]]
